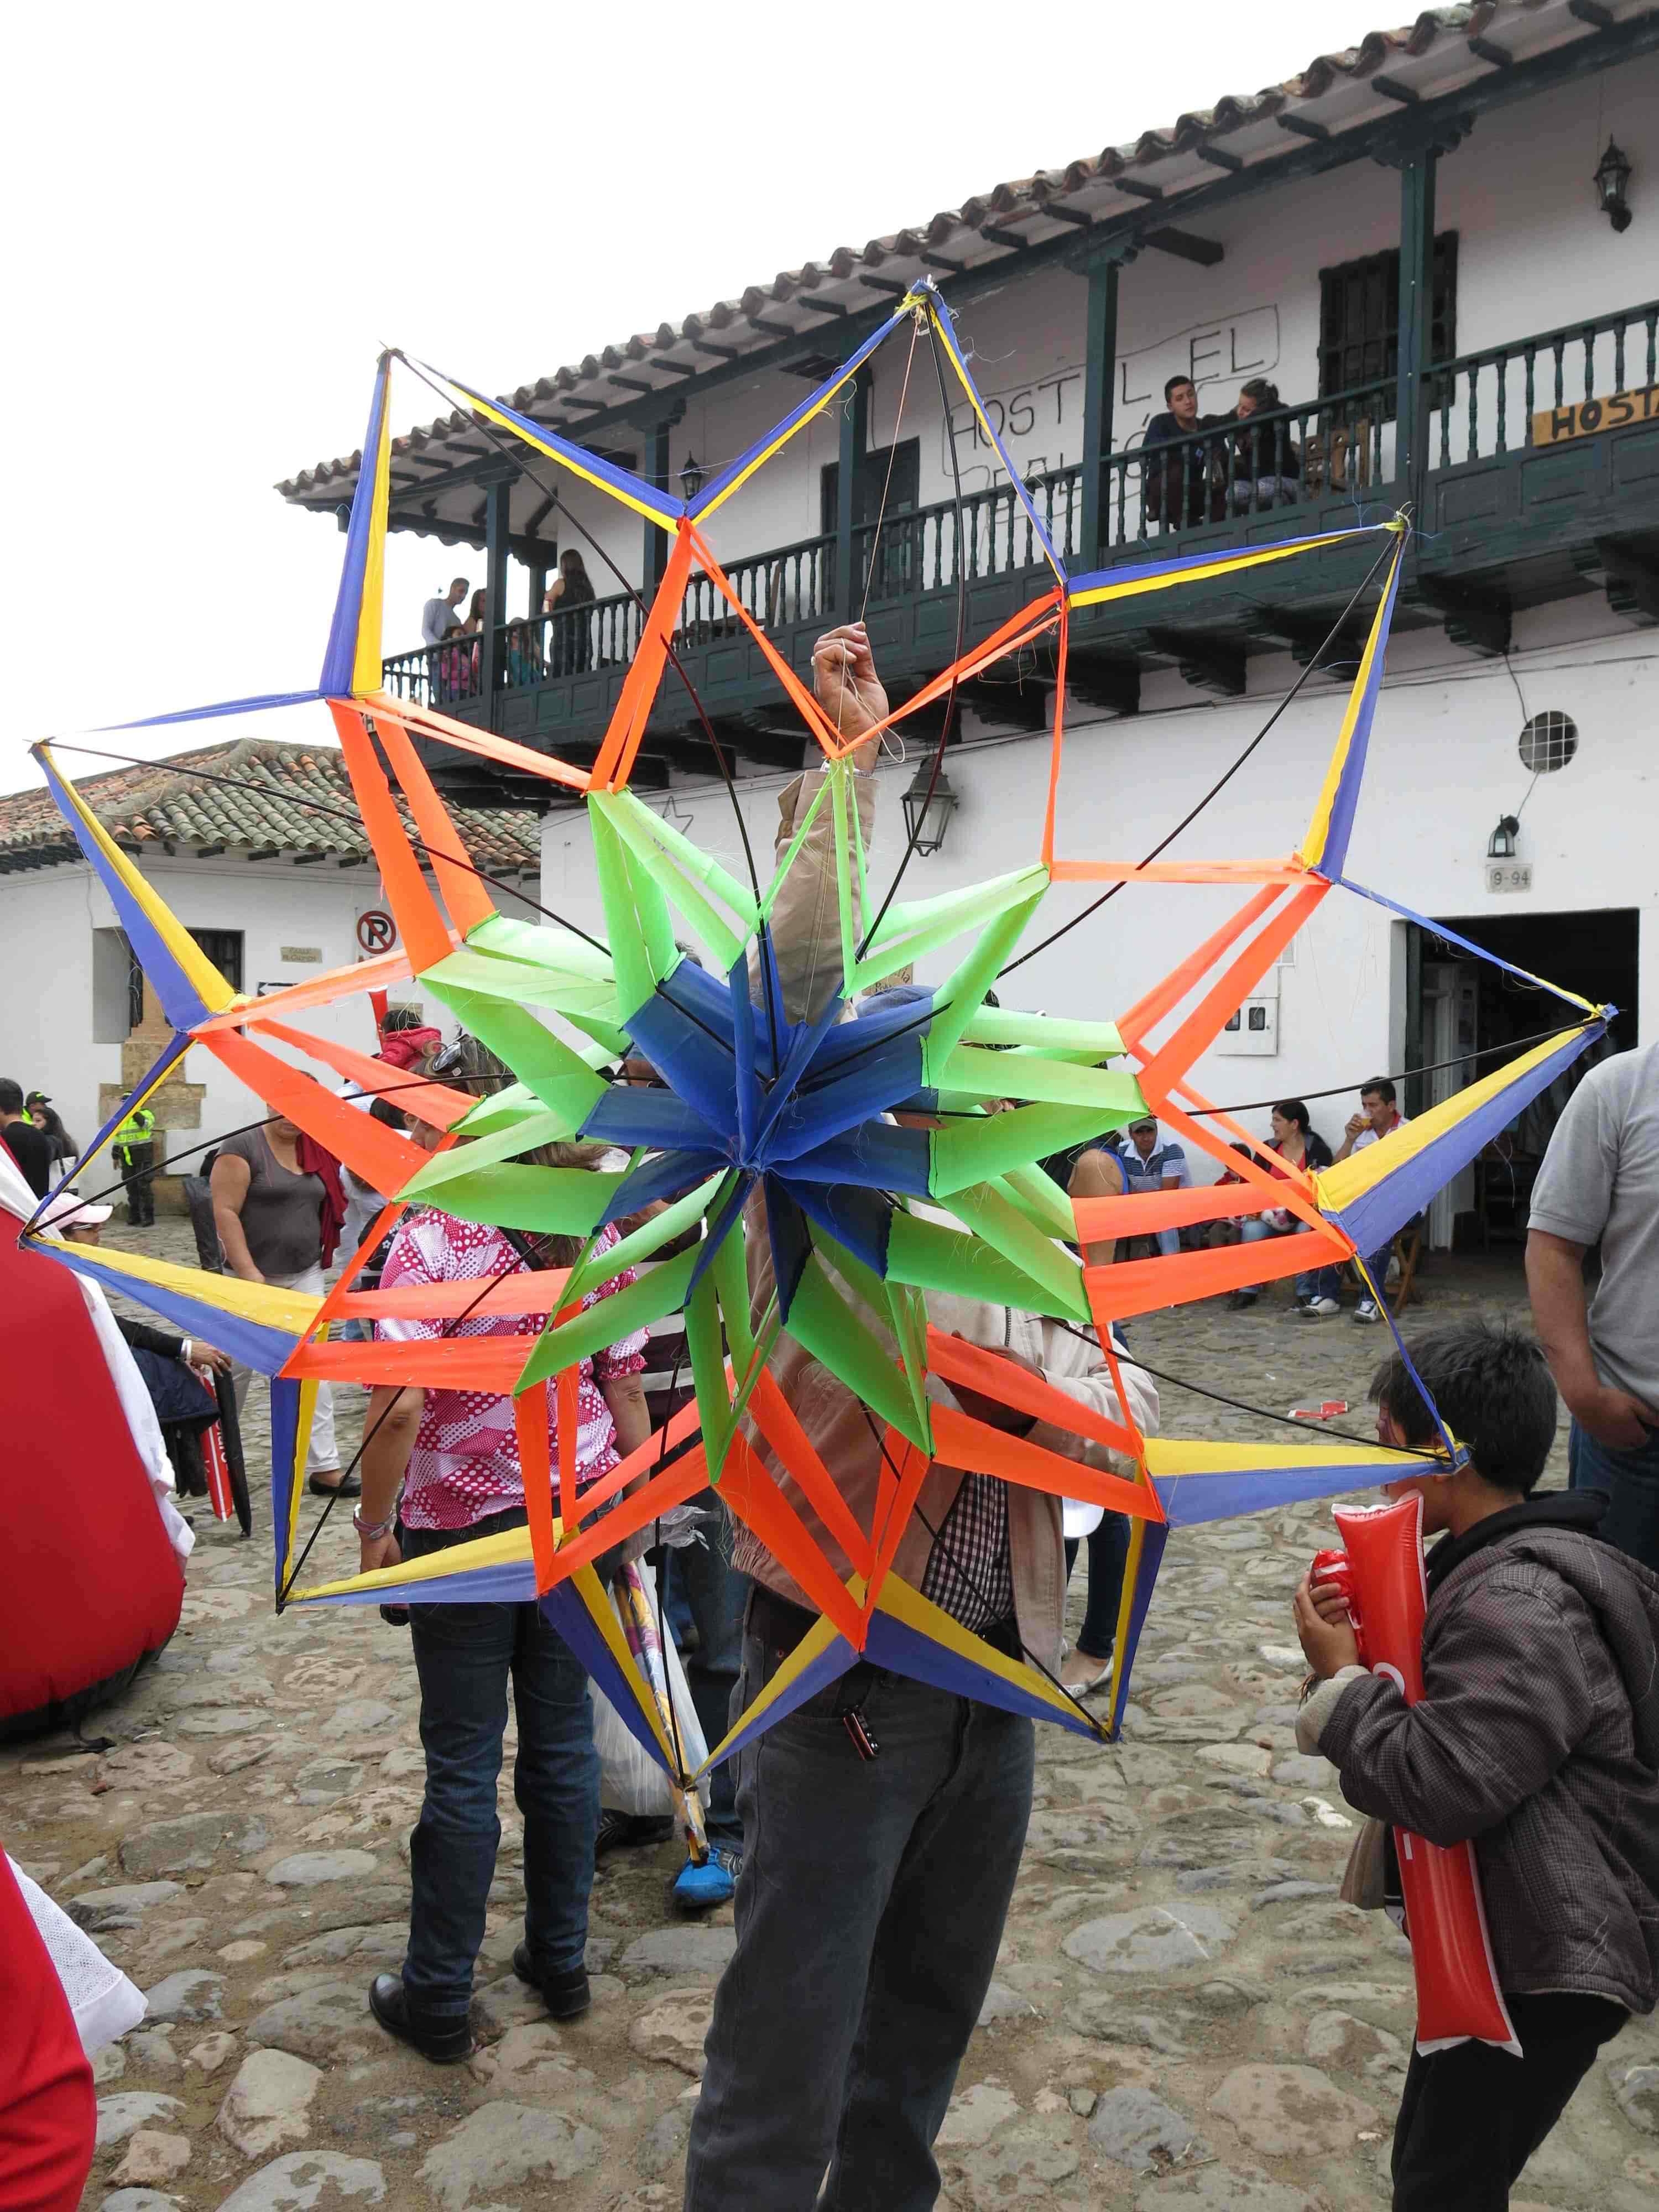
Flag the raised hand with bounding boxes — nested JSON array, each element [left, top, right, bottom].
[[811, 623, 888, 752]]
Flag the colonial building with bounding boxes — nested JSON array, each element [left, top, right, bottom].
[[0, 741, 540, 1200], [278, 0, 1656, 1248]]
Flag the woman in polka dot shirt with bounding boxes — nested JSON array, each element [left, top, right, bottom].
[[356, 1035, 650, 2063]]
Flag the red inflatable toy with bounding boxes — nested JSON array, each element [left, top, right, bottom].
[[1319, 1496, 1520, 2057], [0, 1205, 185, 1738]]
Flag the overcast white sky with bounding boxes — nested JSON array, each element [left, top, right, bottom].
[[2, 0, 1384, 792]]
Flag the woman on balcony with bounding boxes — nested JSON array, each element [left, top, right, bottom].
[[1226, 378, 1302, 513], [546, 550, 596, 677]]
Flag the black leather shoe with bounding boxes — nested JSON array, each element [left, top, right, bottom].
[[367, 1973, 473, 2062], [513, 1942, 591, 2020]]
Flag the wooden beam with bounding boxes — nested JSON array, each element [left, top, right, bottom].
[[1568, 0, 1615, 26], [1193, 143, 1245, 172], [1370, 73, 1420, 105], [1467, 35, 1512, 67], [1416, 577, 1512, 656], [689, 340, 741, 360], [246, 845, 280, 861], [1147, 627, 1247, 696], [857, 276, 910, 296], [1142, 226, 1224, 267], [748, 316, 799, 341], [194, 843, 225, 859], [1112, 178, 1163, 201], [606, 372, 658, 394], [1066, 653, 1140, 718], [1276, 112, 1330, 141], [976, 222, 1029, 249], [1038, 202, 1094, 226], [649, 357, 699, 377]]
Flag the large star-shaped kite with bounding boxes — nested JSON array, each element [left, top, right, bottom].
[[27, 288, 1611, 1794]]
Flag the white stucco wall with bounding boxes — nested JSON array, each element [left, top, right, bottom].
[[540, 620, 1655, 1203], [0, 851, 540, 1165]]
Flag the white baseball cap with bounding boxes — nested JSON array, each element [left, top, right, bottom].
[[38, 1189, 115, 1232]]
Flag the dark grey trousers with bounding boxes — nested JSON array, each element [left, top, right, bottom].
[[683, 1620, 1035, 2211]]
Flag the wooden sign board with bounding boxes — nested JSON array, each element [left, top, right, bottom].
[[1532, 384, 1659, 446]]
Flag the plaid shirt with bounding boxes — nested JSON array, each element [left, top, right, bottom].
[[919, 1472, 1015, 1634]]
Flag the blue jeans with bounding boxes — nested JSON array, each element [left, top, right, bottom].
[[662, 1500, 747, 1851], [401, 1507, 599, 2019], [1063, 1511, 1130, 1661], [685, 1616, 1034, 2211], [1238, 1216, 1340, 1303], [1568, 1418, 1659, 1574]]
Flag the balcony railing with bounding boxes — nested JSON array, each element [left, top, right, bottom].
[[1100, 374, 1401, 549], [853, 467, 1082, 602], [1430, 297, 1659, 468], [679, 531, 834, 641]]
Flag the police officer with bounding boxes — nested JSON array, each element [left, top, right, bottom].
[[112, 1093, 158, 1227]]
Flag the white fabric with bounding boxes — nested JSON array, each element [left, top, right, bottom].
[[0, 1151, 192, 1561], [231, 1262, 337, 1473], [8, 1856, 147, 2054]]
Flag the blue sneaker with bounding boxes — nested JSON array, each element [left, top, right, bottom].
[[671, 1846, 742, 1914]]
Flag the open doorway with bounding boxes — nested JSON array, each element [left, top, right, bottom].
[[1403, 907, 1638, 1250]]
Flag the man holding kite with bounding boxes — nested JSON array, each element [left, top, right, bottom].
[[682, 626, 1158, 2212]]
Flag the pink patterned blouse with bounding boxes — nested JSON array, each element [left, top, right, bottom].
[[375, 1212, 646, 1531]]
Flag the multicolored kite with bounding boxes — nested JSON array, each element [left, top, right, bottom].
[[24, 286, 1610, 1787]]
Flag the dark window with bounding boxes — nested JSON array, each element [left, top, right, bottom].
[[121, 931, 145, 1031], [1318, 233, 1458, 406], [189, 928, 245, 992], [820, 439, 921, 535]]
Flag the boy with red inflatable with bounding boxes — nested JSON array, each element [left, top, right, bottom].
[[1292, 1321, 1659, 2211]]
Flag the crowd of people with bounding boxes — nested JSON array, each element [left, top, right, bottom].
[[5, 628, 1657, 2212]]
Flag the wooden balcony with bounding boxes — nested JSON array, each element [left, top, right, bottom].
[[394, 298, 1659, 799]]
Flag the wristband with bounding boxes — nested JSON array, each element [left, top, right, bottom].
[[353, 1506, 397, 1541], [180, 1339, 193, 1367]]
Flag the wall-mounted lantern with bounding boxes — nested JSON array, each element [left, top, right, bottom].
[[1486, 814, 1521, 861], [901, 764, 959, 856], [1594, 138, 1634, 233]]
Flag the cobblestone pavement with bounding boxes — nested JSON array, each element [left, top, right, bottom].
[[11, 1222, 1657, 2209]]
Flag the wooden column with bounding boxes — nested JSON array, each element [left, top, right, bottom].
[[1395, 140, 1437, 515], [834, 363, 870, 619], [645, 418, 673, 594], [479, 469, 514, 728], [1076, 244, 1133, 569]]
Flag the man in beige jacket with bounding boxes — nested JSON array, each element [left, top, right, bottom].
[[684, 624, 1157, 2212]]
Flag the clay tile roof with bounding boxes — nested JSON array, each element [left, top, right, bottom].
[[0, 739, 542, 877]]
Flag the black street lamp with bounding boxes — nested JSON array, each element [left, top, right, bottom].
[[679, 453, 705, 503], [900, 763, 959, 856], [1594, 138, 1634, 233], [1486, 814, 1521, 861]]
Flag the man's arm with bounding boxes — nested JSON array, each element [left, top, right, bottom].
[[1527, 1228, 1659, 1447], [1302, 1572, 1595, 1846], [209, 1152, 262, 1284], [755, 624, 884, 1026]]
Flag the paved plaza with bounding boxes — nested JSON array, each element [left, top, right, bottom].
[[9, 1221, 1657, 2209]]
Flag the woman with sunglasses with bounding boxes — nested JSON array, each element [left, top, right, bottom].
[[356, 1032, 650, 2063]]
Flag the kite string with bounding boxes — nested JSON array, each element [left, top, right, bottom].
[[855, 320, 969, 964]]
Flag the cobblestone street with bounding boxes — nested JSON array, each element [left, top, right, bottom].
[[10, 1222, 1657, 2210]]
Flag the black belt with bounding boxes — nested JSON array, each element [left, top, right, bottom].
[[748, 1581, 1021, 1663]]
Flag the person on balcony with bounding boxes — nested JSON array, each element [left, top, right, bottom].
[[1141, 374, 1225, 530], [420, 576, 469, 647], [1226, 378, 1302, 513], [546, 550, 597, 676]]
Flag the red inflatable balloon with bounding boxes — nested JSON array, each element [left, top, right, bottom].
[[1322, 1496, 1520, 2057]]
